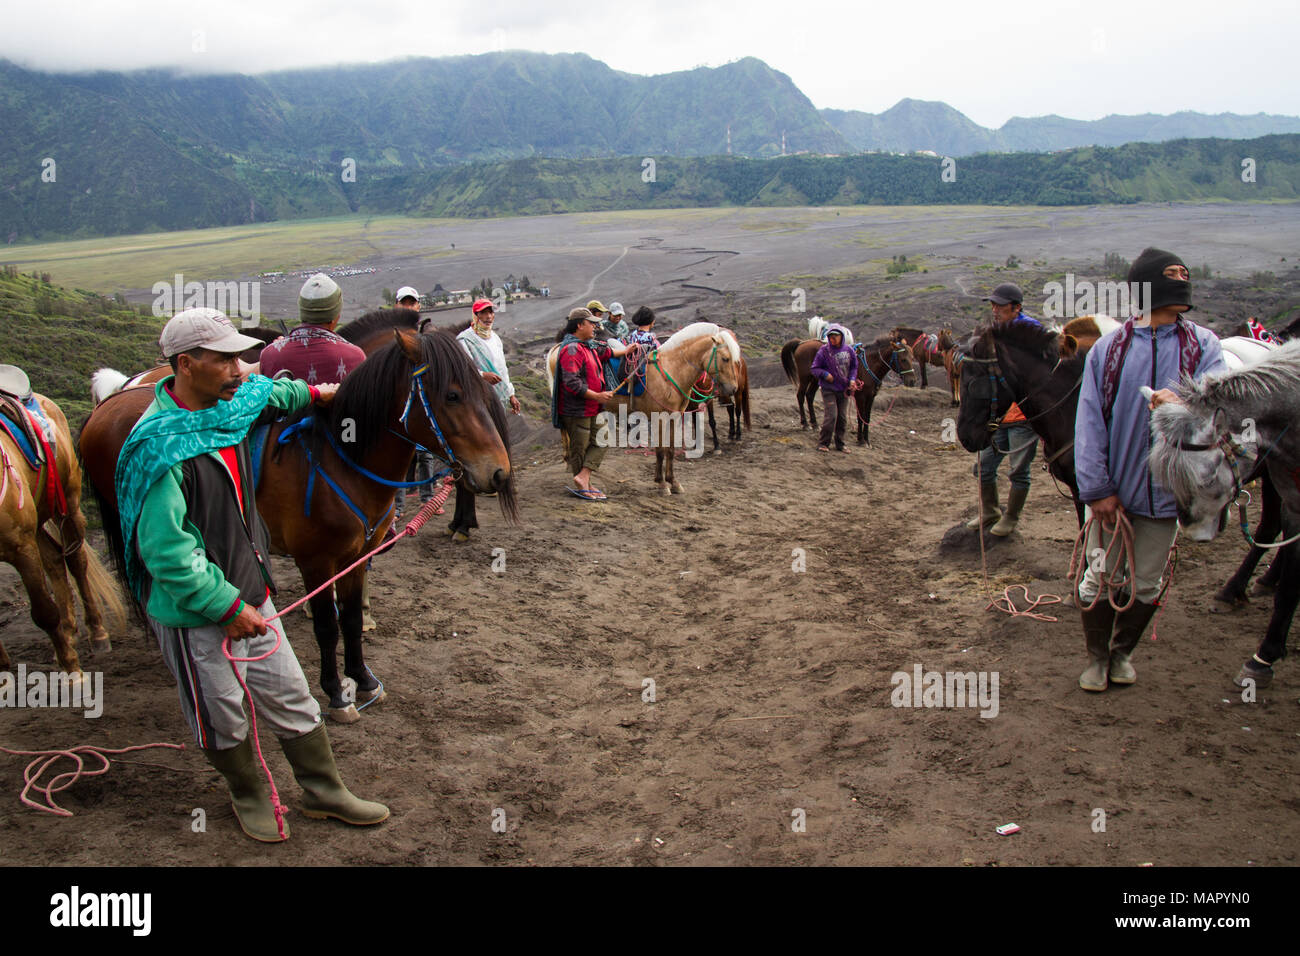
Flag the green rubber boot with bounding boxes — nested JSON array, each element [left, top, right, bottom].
[[990, 485, 1029, 537], [1109, 600, 1159, 685], [280, 724, 389, 826], [203, 737, 289, 843], [1078, 603, 1117, 692], [966, 483, 1002, 530]]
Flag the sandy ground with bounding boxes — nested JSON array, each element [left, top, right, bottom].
[[2, 378, 1296, 867]]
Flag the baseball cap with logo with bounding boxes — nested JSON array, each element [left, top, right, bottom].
[[160, 308, 263, 358], [982, 283, 1024, 306], [395, 286, 420, 303]]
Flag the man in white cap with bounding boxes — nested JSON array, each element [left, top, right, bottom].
[[115, 308, 387, 843], [395, 286, 421, 313], [259, 273, 365, 384]]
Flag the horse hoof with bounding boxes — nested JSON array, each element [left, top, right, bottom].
[[658, 483, 670, 496], [356, 685, 387, 706], [1235, 661, 1273, 689], [91, 635, 113, 655], [361, 612, 377, 632], [670, 483, 684, 495], [329, 704, 362, 723], [1252, 581, 1276, 596], [1211, 594, 1246, 613]]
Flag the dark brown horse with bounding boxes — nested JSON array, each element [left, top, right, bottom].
[[339, 308, 493, 542], [700, 352, 751, 450], [79, 329, 516, 721], [781, 332, 915, 437]]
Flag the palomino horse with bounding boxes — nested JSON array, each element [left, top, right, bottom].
[[893, 327, 954, 391], [339, 308, 492, 542], [955, 322, 1087, 527], [0, 374, 123, 676], [547, 322, 742, 494], [1147, 340, 1300, 689], [781, 332, 913, 434], [79, 330, 515, 721]]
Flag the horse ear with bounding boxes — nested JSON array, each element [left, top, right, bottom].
[[1059, 334, 1078, 358], [393, 328, 421, 361], [1212, 406, 1229, 435]]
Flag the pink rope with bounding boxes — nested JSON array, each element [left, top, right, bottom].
[[0, 742, 185, 817], [0, 447, 23, 509], [222, 475, 457, 839]]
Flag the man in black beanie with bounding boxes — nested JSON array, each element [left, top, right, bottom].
[[1072, 248, 1227, 691]]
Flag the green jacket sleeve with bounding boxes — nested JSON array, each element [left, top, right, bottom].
[[135, 465, 242, 625], [267, 377, 314, 414]]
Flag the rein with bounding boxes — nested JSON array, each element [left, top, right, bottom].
[[651, 339, 724, 406], [281, 361, 460, 543]]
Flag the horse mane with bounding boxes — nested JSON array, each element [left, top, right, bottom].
[[338, 308, 418, 343], [662, 322, 740, 363], [1178, 339, 1300, 413], [988, 319, 1062, 364], [326, 329, 497, 461]]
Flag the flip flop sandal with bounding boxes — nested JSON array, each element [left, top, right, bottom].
[[817, 445, 830, 452], [586, 487, 608, 500], [566, 486, 600, 500]]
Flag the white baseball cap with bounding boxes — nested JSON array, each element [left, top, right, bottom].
[[609, 302, 625, 316], [395, 286, 420, 302], [160, 308, 263, 358]]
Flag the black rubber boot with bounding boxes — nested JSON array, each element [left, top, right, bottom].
[[1109, 600, 1159, 685], [1079, 602, 1117, 692]]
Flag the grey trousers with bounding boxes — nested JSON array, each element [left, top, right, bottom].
[[150, 597, 321, 751], [1077, 508, 1179, 604]]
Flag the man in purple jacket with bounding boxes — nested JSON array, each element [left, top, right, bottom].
[[810, 324, 859, 452], [1074, 248, 1226, 692]]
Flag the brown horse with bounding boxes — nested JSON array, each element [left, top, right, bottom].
[[79, 329, 515, 721], [781, 332, 914, 433], [892, 327, 954, 391], [0, 385, 123, 676]]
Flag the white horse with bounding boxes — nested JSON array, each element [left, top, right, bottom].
[[807, 316, 854, 346], [1147, 339, 1300, 688]]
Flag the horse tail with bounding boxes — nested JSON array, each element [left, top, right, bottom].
[[780, 339, 801, 385], [91, 368, 129, 404], [80, 543, 127, 635]]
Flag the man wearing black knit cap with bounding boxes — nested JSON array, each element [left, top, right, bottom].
[[1073, 248, 1227, 692]]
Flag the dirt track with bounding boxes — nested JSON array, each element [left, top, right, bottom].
[[2, 381, 1296, 866]]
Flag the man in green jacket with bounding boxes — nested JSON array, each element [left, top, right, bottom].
[[117, 308, 388, 843]]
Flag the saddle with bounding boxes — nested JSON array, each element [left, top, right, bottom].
[[0, 366, 52, 469]]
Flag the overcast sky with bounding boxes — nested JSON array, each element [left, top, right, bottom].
[[2, 0, 1296, 129]]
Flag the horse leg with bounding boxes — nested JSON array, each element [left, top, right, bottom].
[[303, 572, 354, 722], [654, 449, 668, 495], [728, 403, 740, 441], [803, 382, 818, 429], [35, 531, 82, 673], [707, 402, 720, 454], [1235, 540, 1298, 689], [336, 567, 385, 710], [14, 539, 81, 673], [1218, 478, 1281, 605], [666, 447, 683, 495], [448, 483, 477, 543], [51, 509, 112, 652]]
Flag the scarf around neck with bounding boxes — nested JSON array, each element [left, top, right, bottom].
[[1100, 316, 1202, 423], [116, 376, 276, 599]]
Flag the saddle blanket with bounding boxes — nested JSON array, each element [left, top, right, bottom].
[[0, 398, 55, 469]]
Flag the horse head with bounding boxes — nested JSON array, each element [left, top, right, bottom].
[[881, 332, 917, 386], [330, 329, 516, 513], [1148, 392, 1237, 542], [954, 327, 1011, 453]]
